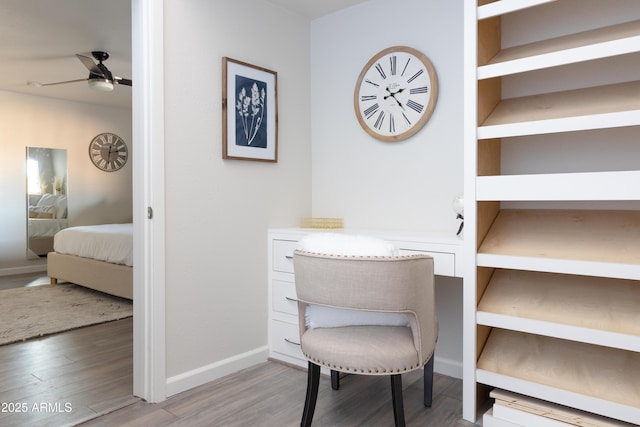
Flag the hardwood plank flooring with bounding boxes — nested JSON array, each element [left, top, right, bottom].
[[0, 318, 137, 427], [82, 360, 478, 426], [0, 272, 51, 290], [0, 273, 478, 426]]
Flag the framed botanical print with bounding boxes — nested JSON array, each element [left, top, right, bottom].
[[222, 57, 278, 162]]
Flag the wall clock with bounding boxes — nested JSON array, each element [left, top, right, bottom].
[[354, 46, 438, 142], [89, 132, 128, 172]]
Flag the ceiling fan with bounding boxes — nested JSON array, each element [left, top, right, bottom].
[[28, 51, 132, 92]]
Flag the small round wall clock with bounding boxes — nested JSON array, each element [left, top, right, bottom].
[[354, 46, 438, 142], [89, 132, 128, 172]]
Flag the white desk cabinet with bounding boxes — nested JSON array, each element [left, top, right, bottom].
[[267, 227, 463, 369]]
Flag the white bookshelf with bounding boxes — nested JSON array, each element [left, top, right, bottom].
[[476, 171, 640, 201], [478, 19, 640, 79], [463, 0, 640, 423], [476, 0, 557, 20]]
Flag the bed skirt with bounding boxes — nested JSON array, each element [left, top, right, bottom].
[[47, 252, 133, 300]]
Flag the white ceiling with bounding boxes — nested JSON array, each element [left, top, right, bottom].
[[0, 0, 367, 109], [264, 0, 368, 19], [0, 0, 133, 109]]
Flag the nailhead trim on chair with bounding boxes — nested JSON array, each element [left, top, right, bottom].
[[303, 352, 430, 375]]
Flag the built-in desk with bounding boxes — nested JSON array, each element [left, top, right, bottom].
[[267, 228, 463, 374]]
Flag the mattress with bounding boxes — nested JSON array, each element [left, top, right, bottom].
[[53, 223, 133, 266]]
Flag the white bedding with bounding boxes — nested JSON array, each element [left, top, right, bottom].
[[53, 223, 133, 266], [28, 218, 69, 237]]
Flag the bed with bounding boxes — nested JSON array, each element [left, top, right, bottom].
[[47, 223, 133, 300], [28, 194, 68, 256]]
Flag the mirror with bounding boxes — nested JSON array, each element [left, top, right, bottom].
[[26, 147, 68, 259]]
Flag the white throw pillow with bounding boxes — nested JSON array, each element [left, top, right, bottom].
[[297, 233, 409, 329], [297, 232, 397, 256], [305, 305, 410, 329]]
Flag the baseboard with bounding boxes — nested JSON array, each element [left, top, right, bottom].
[[165, 345, 269, 397], [434, 355, 462, 379], [0, 264, 47, 277]]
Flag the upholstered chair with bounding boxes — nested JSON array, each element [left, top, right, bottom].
[[293, 250, 437, 427]]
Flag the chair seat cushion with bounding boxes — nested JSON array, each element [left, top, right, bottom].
[[300, 325, 421, 375]]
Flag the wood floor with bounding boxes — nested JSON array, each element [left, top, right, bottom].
[[0, 273, 477, 426], [0, 271, 50, 290], [82, 361, 476, 427], [0, 318, 137, 427], [0, 272, 137, 426]]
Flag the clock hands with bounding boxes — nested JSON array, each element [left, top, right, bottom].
[[384, 87, 405, 109]]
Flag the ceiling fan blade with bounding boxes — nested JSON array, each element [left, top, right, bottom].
[[96, 63, 113, 81], [114, 76, 132, 86], [28, 78, 88, 87], [76, 53, 101, 75]]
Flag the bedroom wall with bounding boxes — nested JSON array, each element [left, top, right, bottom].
[[311, 0, 464, 233], [310, 0, 465, 376], [0, 90, 132, 271], [162, 0, 311, 387]]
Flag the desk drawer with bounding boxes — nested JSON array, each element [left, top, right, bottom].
[[271, 319, 304, 361], [272, 239, 298, 273], [398, 249, 455, 276], [272, 280, 298, 316]]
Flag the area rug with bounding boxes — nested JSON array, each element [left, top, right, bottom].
[[0, 283, 133, 346]]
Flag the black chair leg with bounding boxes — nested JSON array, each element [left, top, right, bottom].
[[424, 357, 434, 407], [390, 374, 405, 427], [330, 369, 340, 390], [301, 362, 321, 427]]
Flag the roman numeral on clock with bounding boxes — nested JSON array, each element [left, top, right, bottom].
[[389, 113, 396, 133], [410, 86, 429, 94], [390, 55, 397, 76], [407, 99, 424, 114], [365, 78, 379, 87], [375, 63, 387, 79], [401, 57, 411, 76], [364, 103, 379, 118], [407, 69, 424, 84], [360, 95, 377, 102], [402, 112, 412, 126], [374, 110, 386, 130]]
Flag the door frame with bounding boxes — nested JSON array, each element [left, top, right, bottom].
[[132, 0, 166, 402]]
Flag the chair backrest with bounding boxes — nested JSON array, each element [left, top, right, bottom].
[[293, 250, 437, 363]]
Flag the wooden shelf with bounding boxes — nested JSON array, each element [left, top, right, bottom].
[[477, 0, 556, 20], [466, 1, 640, 424], [477, 269, 640, 351], [476, 329, 640, 424], [478, 20, 640, 79], [476, 171, 640, 201], [478, 209, 640, 264], [489, 389, 637, 427], [477, 81, 640, 139]]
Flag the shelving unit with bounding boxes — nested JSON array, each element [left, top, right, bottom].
[[463, 0, 640, 424]]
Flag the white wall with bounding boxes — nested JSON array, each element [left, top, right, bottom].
[[0, 91, 132, 270], [163, 0, 311, 384], [311, 0, 464, 233], [310, 0, 465, 376]]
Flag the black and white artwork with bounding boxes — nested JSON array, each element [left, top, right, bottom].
[[223, 57, 277, 162]]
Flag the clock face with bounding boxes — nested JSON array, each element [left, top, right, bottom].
[[89, 133, 128, 172], [354, 46, 438, 142]]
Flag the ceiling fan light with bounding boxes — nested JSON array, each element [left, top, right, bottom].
[[88, 78, 114, 92]]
